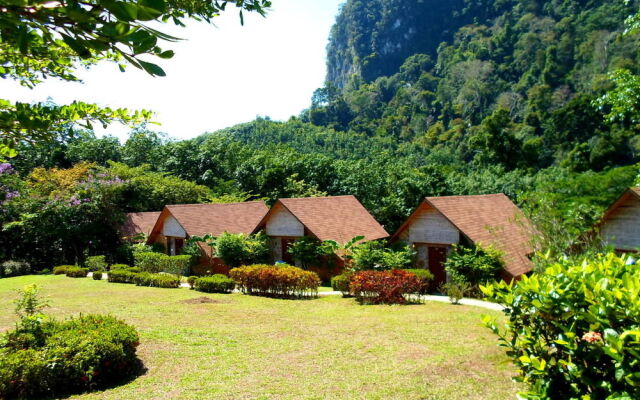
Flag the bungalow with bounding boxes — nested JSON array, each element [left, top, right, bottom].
[[599, 187, 640, 252], [252, 195, 389, 279], [390, 194, 535, 286], [147, 201, 269, 274], [120, 211, 161, 241]]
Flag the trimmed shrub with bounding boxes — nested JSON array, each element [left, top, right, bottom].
[[401, 269, 434, 294], [230, 264, 320, 298], [107, 269, 137, 284], [187, 276, 198, 289], [349, 270, 423, 304], [53, 265, 75, 275], [161, 255, 191, 276], [194, 275, 235, 293], [110, 264, 131, 271], [133, 273, 180, 288], [133, 252, 165, 273], [65, 267, 89, 278], [85, 255, 107, 272], [92, 271, 103, 280], [482, 253, 640, 400], [331, 273, 352, 297], [0, 315, 139, 398], [0, 261, 31, 278]]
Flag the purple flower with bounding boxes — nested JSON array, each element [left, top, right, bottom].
[[5, 191, 19, 200], [69, 196, 81, 206], [0, 163, 13, 174]]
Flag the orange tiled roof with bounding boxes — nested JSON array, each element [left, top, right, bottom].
[[161, 201, 269, 237], [256, 195, 389, 244], [393, 194, 535, 277], [121, 212, 161, 237]]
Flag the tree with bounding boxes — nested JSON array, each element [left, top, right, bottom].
[[0, 0, 271, 158]]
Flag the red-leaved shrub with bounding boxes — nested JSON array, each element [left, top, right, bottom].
[[350, 270, 423, 304], [230, 264, 320, 298]]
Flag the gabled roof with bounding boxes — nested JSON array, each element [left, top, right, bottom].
[[148, 201, 269, 242], [600, 187, 640, 223], [254, 195, 389, 244], [392, 194, 535, 277], [121, 212, 161, 238]]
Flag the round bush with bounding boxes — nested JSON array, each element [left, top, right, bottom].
[[187, 276, 198, 289], [331, 273, 352, 296], [65, 267, 89, 278], [194, 275, 235, 293], [53, 265, 75, 275], [107, 269, 137, 284], [92, 271, 103, 280], [0, 314, 140, 398]]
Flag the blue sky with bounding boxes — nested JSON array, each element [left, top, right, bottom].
[[0, 0, 344, 141]]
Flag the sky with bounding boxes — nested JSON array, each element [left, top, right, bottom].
[[0, 0, 345, 141]]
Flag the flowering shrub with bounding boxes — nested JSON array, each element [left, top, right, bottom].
[[349, 270, 423, 304], [194, 275, 235, 293], [230, 264, 320, 298], [481, 253, 640, 400]]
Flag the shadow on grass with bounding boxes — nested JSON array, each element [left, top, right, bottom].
[[40, 358, 147, 400]]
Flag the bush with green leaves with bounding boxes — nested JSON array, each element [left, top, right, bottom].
[[92, 271, 103, 280], [65, 267, 89, 278], [194, 275, 235, 293], [107, 269, 138, 284], [481, 253, 640, 400], [85, 255, 107, 272], [331, 273, 352, 296], [0, 285, 140, 398], [133, 273, 180, 288], [161, 255, 192, 276], [444, 244, 504, 286], [187, 276, 198, 289], [351, 241, 415, 271], [53, 265, 75, 275], [133, 252, 165, 273], [401, 269, 434, 294], [0, 260, 31, 278], [109, 263, 131, 271], [214, 232, 270, 268], [287, 236, 337, 268]]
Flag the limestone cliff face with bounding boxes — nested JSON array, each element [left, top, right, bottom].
[[325, 0, 495, 89]]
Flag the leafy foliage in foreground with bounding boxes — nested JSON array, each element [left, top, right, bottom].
[[481, 253, 640, 400], [0, 285, 140, 398]]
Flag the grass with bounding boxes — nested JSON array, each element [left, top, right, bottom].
[[0, 275, 518, 400]]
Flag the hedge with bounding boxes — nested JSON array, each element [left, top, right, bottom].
[[107, 269, 138, 284], [133, 273, 180, 289], [65, 267, 89, 278], [230, 264, 320, 298], [481, 253, 640, 400], [92, 271, 104, 280], [109, 264, 131, 271], [194, 275, 235, 293], [134, 252, 191, 276], [350, 270, 423, 304], [0, 314, 139, 398], [53, 265, 75, 275]]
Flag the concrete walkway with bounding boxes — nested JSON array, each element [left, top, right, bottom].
[[318, 290, 504, 311]]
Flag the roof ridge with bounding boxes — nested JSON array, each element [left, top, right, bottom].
[[279, 195, 355, 201], [426, 193, 506, 200], [166, 201, 264, 208]]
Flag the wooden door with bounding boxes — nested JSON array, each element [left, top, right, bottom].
[[428, 246, 448, 286], [281, 238, 295, 265]]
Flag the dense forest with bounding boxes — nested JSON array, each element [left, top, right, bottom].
[[2, 0, 640, 268]]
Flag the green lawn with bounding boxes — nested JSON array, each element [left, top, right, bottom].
[[0, 275, 518, 400]]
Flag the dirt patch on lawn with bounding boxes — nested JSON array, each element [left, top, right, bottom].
[[180, 297, 227, 304]]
